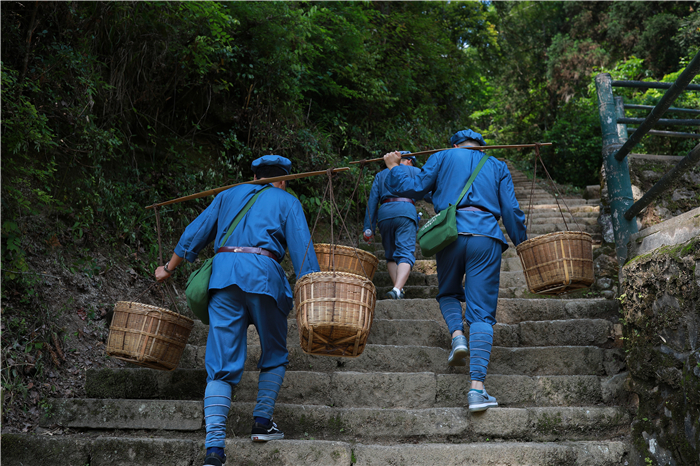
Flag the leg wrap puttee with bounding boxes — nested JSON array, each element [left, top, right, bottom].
[[469, 322, 493, 382], [253, 365, 286, 420], [204, 380, 232, 449], [438, 297, 464, 335]]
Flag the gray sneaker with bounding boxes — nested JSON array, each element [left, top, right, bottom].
[[385, 289, 405, 299], [447, 335, 468, 366], [468, 389, 498, 412]]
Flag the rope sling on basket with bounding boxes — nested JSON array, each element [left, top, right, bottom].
[[516, 144, 595, 295], [296, 168, 377, 357], [105, 207, 194, 370]]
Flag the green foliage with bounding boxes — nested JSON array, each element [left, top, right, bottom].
[[542, 96, 602, 187], [0, 0, 696, 265]]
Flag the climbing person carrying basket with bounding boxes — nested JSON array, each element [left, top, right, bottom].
[[382, 129, 528, 413], [362, 150, 430, 299], [154, 155, 320, 466]]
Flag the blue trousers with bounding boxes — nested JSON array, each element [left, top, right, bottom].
[[203, 285, 289, 448], [435, 235, 501, 382], [378, 216, 417, 267]]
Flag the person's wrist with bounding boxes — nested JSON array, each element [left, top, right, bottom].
[[163, 261, 176, 274]]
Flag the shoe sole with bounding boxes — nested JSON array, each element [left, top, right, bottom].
[[251, 433, 284, 442], [469, 402, 498, 412], [447, 347, 468, 366]]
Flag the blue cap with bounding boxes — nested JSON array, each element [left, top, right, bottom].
[[251, 155, 292, 175], [449, 129, 486, 147], [400, 151, 417, 165]]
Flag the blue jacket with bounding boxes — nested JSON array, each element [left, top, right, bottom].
[[363, 167, 426, 233], [384, 148, 527, 251], [175, 183, 320, 313]]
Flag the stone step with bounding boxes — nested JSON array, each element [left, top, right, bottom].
[[518, 216, 600, 225], [375, 279, 529, 300], [512, 223, 601, 235], [519, 198, 591, 207], [85, 367, 628, 409], [187, 298, 620, 347], [501, 256, 523, 271], [178, 343, 625, 377], [375, 284, 439, 299], [188, 317, 614, 349], [42, 399, 630, 442], [188, 298, 619, 340], [0, 434, 630, 466], [371, 318, 614, 348], [371, 269, 528, 288], [351, 440, 627, 466], [523, 204, 600, 214]]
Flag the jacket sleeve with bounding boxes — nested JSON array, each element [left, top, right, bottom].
[[363, 174, 381, 233], [174, 195, 221, 262], [498, 166, 528, 246], [285, 200, 321, 278], [384, 155, 440, 203]]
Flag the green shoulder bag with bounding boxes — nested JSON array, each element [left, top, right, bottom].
[[417, 154, 490, 257], [185, 187, 269, 325]]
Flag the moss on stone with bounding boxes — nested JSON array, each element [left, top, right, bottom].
[[621, 236, 700, 464]]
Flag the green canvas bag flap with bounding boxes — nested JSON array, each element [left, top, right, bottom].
[[417, 154, 490, 257], [185, 186, 270, 324]]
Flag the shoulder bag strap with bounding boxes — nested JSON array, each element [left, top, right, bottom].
[[219, 186, 270, 248], [454, 154, 490, 206]]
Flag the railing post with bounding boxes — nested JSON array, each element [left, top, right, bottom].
[[595, 73, 639, 264], [615, 96, 629, 143]]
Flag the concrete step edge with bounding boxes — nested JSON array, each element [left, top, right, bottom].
[[43, 399, 631, 442], [0, 433, 630, 466], [85, 367, 629, 409]]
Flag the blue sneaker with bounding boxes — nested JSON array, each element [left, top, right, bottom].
[[468, 389, 498, 412], [447, 335, 468, 366]]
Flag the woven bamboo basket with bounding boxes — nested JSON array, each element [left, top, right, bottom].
[[315, 243, 378, 280], [295, 271, 376, 357], [106, 301, 194, 371], [516, 231, 594, 295]]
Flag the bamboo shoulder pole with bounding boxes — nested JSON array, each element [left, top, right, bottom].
[[349, 142, 553, 165], [146, 167, 350, 209]]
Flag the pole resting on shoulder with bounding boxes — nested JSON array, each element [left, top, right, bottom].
[[146, 167, 351, 209], [349, 143, 553, 165]]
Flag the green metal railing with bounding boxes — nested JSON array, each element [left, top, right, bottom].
[[595, 51, 700, 264]]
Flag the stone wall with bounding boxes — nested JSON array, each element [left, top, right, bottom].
[[620, 237, 700, 465], [628, 154, 700, 230]]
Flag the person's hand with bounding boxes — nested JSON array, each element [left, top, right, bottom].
[[383, 151, 402, 169], [363, 229, 374, 244], [155, 265, 172, 282]]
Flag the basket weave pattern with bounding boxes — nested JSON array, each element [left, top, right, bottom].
[[315, 243, 378, 280], [106, 301, 194, 371], [295, 271, 376, 357], [516, 231, 594, 295]]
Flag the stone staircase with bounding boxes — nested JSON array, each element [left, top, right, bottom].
[[2, 162, 632, 465]]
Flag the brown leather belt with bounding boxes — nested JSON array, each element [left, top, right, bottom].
[[458, 206, 490, 213], [217, 246, 280, 263], [381, 197, 415, 205]]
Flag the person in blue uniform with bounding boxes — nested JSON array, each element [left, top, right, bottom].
[[155, 155, 320, 466], [383, 129, 527, 413], [363, 152, 425, 299]]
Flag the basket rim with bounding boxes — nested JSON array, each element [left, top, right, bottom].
[[294, 271, 376, 286], [114, 301, 194, 325], [315, 243, 378, 262], [516, 230, 592, 253]]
